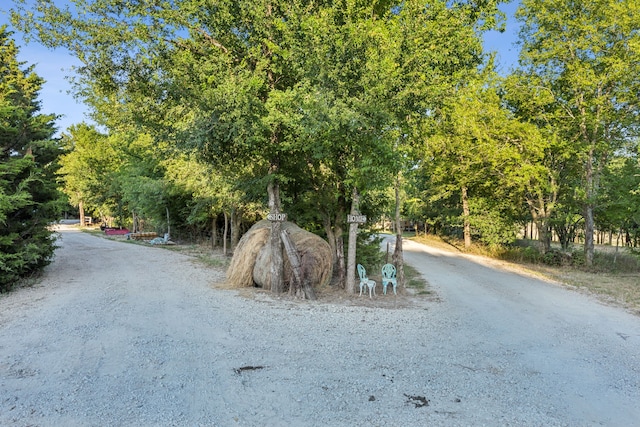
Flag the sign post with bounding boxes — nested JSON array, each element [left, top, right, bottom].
[[267, 213, 287, 222], [347, 214, 367, 224]]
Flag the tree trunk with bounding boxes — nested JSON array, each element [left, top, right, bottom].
[[584, 148, 595, 267], [527, 191, 554, 253], [211, 215, 218, 249], [461, 185, 471, 249], [345, 187, 359, 295], [231, 207, 242, 250], [531, 209, 551, 253], [166, 206, 171, 240], [267, 180, 284, 294], [584, 204, 595, 266], [78, 200, 85, 227], [323, 214, 336, 262], [223, 211, 229, 256], [323, 213, 345, 287], [392, 177, 405, 289]]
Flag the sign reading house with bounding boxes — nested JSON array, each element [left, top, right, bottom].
[[347, 214, 367, 224], [267, 213, 287, 222]]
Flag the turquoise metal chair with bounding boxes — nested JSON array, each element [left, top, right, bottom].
[[357, 264, 376, 298], [381, 263, 397, 295]]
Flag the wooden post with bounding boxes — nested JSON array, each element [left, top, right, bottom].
[[346, 188, 360, 295], [281, 229, 316, 300]]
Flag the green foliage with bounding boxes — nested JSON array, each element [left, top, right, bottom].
[[0, 26, 62, 291], [468, 197, 519, 248], [416, 72, 538, 246], [597, 151, 640, 242], [356, 232, 385, 270], [515, 0, 640, 264], [11, 0, 510, 287], [540, 249, 564, 266]]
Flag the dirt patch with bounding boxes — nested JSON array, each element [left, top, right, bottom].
[[219, 280, 433, 310]]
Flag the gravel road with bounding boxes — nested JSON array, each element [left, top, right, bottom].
[[1, 227, 639, 426]]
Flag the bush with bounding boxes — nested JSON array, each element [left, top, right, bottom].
[[497, 244, 542, 264], [542, 249, 565, 266], [590, 249, 640, 273], [357, 232, 385, 270], [570, 250, 586, 267]]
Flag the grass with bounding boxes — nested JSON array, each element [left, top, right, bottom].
[[165, 244, 230, 269], [404, 264, 431, 295], [411, 233, 640, 315]]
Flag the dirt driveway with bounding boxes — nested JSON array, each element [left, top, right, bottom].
[[1, 227, 639, 426]]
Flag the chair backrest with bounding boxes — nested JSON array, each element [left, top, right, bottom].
[[382, 263, 396, 279], [357, 264, 366, 279]]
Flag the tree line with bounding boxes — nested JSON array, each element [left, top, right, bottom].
[[1, 26, 61, 291], [3, 0, 639, 291]]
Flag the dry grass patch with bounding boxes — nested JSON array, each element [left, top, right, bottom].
[[523, 264, 640, 315]]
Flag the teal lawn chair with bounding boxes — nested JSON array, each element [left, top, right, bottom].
[[381, 263, 397, 295], [357, 264, 376, 298]]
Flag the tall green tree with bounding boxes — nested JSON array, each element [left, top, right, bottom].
[[12, 0, 311, 292], [12, 0, 504, 294], [515, 0, 640, 265], [58, 124, 128, 226], [58, 123, 107, 225], [163, 152, 257, 253], [424, 72, 542, 248], [0, 26, 61, 291], [295, 0, 504, 289]]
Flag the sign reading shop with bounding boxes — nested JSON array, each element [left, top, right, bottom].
[[267, 213, 288, 222], [347, 214, 367, 224]]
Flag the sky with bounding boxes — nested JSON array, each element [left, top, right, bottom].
[[1, 1, 522, 138]]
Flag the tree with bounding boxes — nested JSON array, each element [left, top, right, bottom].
[[12, 0, 312, 291], [58, 123, 107, 225], [12, 0, 505, 294], [515, 0, 640, 265], [0, 26, 61, 291], [424, 73, 541, 248], [294, 0, 505, 289], [163, 152, 256, 253], [597, 147, 640, 249]]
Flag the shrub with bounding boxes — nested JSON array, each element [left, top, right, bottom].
[[542, 249, 565, 266]]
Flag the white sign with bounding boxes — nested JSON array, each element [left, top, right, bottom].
[[347, 214, 367, 224], [267, 213, 288, 222]]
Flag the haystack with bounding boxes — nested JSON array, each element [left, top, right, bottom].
[[226, 220, 332, 293]]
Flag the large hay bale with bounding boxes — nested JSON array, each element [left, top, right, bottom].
[[226, 220, 332, 291], [226, 221, 270, 288]]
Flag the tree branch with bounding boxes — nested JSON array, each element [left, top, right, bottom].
[[196, 28, 229, 54]]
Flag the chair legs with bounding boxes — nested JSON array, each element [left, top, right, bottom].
[[382, 280, 397, 295], [367, 280, 376, 298], [360, 280, 376, 298]]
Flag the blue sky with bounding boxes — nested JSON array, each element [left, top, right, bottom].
[[1, 5, 86, 136], [1, 1, 521, 137]]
